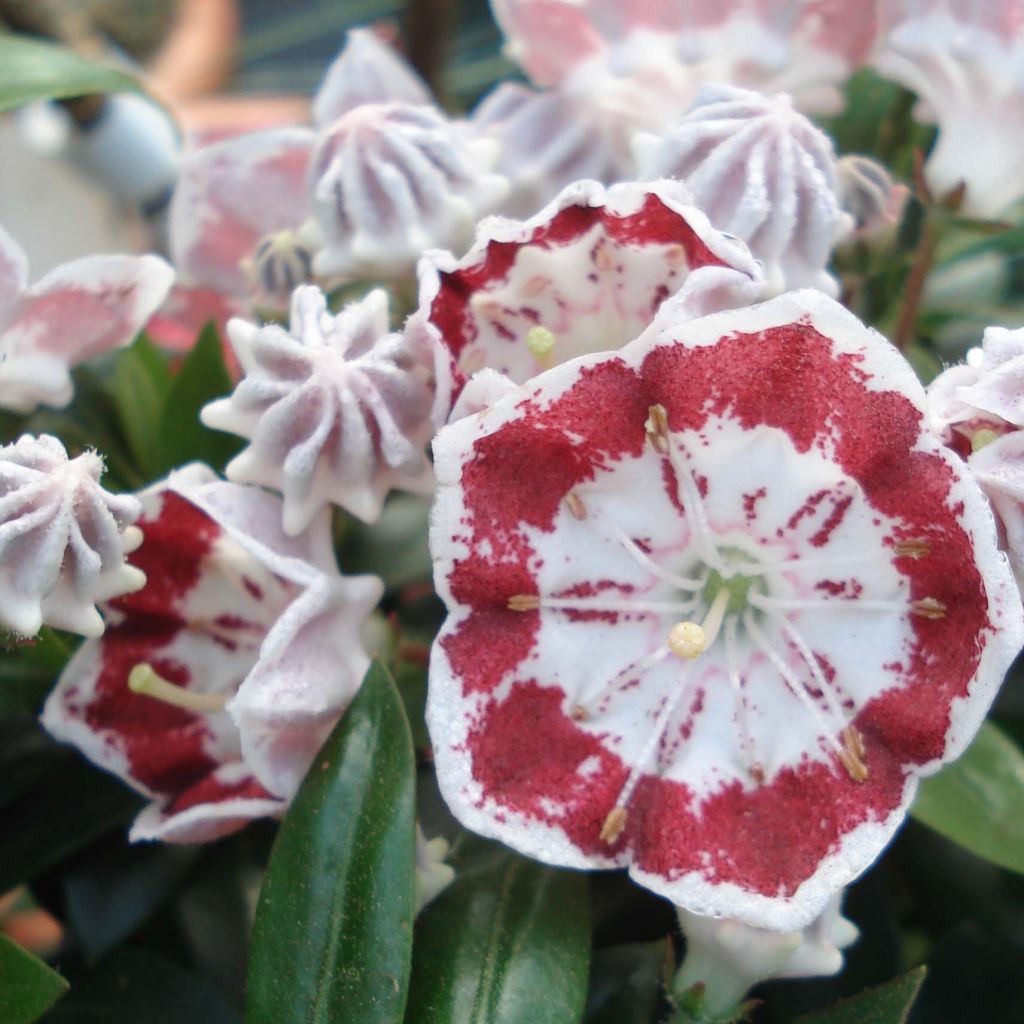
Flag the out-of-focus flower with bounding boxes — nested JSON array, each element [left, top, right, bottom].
[[674, 893, 858, 1017], [415, 825, 455, 914], [873, 0, 1024, 217], [42, 464, 383, 843], [836, 155, 910, 240], [0, 434, 144, 638], [929, 326, 1024, 585], [427, 289, 1021, 929], [308, 103, 508, 283], [203, 286, 452, 531], [0, 223, 173, 413], [412, 178, 760, 394], [634, 85, 853, 297]]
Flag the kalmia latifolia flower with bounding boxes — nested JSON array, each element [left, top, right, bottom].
[[674, 893, 858, 1016], [411, 179, 761, 392], [929, 326, 1024, 585], [873, 0, 1024, 217], [835, 155, 909, 240], [428, 290, 1022, 928], [309, 103, 508, 282], [0, 222, 173, 413], [202, 285, 452, 531], [634, 85, 853, 297], [42, 464, 383, 843], [0, 434, 144, 638]]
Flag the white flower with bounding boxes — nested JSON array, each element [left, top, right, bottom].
[[634, 85, 853, 297], [308, 103, 508, 282], [203, 286, 452, 532], [0, 434, 144, 637], [0, 222, 173, 413]]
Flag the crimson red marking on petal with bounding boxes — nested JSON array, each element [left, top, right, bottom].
[[164, 772, 274, 815], [809, 494, 853, 547], [467, 681, 628, 855]]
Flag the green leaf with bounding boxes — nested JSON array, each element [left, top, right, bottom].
[[406, 839, 591, 1024], [792, 967, 926, 1024], [0, 35, 142, 113], [0, 932, 68, 1024], [585, 942, 667, 1024], [114, 336, 173, 479], [245, 661, 416, 1024], [911, 721, 1024, 874], [157, 323, 241, 474]]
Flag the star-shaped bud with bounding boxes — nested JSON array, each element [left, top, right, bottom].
[[308, 103, 508, 283], [674, 893, 858, 1018], [203, 285, 452, 532], [873, 1, 1024, 217], [412, 179, 761, 394], [0, 434, 144, 638], [634, 85, 853, 297], [0, 222, 173, 413], [42, 464, 383, 843], [428, 289, 1021, 929], [836, 155, 909, 240]]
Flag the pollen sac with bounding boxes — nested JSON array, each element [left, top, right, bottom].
[[634, 85, 853, 297], [0, 433, 144, 637], [308, 102, 509, 282], [202, 285, 453, 532]]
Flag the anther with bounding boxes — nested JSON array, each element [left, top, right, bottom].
[[594, 243, 617, 272], [600, 805, 628, 844], [570, 705, 589, 722], [645, 404, 670, 454], [565, 491, 587, 520], [910, 597, 947, 619], [750, 763, 766, 784], [507, 593, 541, 612], [668, 621, 706, 660], [128, 663, 229, 713], [839, 726, 868, 783], [893, 538, 931, 559]]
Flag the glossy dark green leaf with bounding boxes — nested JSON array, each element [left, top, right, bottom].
[[406, 839, 591, 1024], [41, 948, 237, 1024], [585, 942, 667, 1024], [0, 932, 68, 1024], [792, 967, 926, 1024], [114, 336, 173, 479], [245, 661, 416, 1024], [0, 35, 141, 112], [911, 722, 1024, 874], [158, 323, 241, 474]]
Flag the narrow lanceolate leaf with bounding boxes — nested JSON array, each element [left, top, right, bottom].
[[793, 966, 926, 1024], [114, 336, 173, 480], [0, 932, 68, 1024], [406, 840, 591, 1024], [911, 722, 1024, 874], [245, 662, 416, 1024], [0, 35, 141, 113], [158, 324, 241, 475]]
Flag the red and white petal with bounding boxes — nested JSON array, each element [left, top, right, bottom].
[[428, 289, 1022, 928], [0, 221, 28, 327], [169, 128, 315, 297], [312, 27, 431, 127], [415, 178, 761, 388], [0, 254, 173, 397]]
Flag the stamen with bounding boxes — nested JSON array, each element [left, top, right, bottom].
[[128, 663, 229, 713], [723, 617, 763, 783], [743, 612, 850, 768], [742, 553, 872, 576], [910, 597, 946, 619], [577, 645, 671, 711], [599, 805, 628, 844], [893, 538, 931, 559], [612, 526, 703, 591], [565, 491, 587, 520], [509, 593, 699, 616], [645, 403, 670, 454], [749, 593, 942, 616], [507, 593, 540, 611], [839, 726, 869, 783], [776, 616, 850, 726], [594, 242, 617, 272]]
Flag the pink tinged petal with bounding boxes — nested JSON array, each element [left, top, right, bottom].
[[415, 178, 761, 389], [0, 221, 28, 327], [169, 128, 316, 298], [634, 85, 852, 297], [0, 434, 144, 637], [204, 286, 452, 531], [146, 285, 246, 359], [312, 27, 432, 126], [428, 289, 1023, 928], [308, 103, 509, 282], [968, 431, 1024, 588]]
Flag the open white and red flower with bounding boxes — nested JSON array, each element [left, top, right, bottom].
[[0, 222, 173, 412], [428, 290, 1022, 929], [42, 464, 383, 843], [412, 179, 761, 394]]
